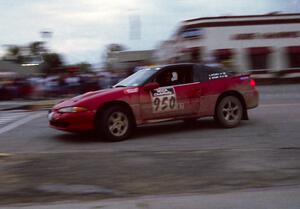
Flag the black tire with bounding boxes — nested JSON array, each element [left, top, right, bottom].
[[95, 106, 134, 142], [215, 95, 243, 128]]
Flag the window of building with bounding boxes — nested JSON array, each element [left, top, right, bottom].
[[180, 47, 202, 63], [214, 49, 235, 69], [247, 47, 272, 70], [214, 49, 233, 62], [179, 28, 204, 40], [286, 46, 300, 68]]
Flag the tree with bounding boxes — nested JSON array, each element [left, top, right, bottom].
[[29, 41, 46, 55], [41, 53, 64, 74], [2, 45, 24, 64], [78, 62, 92, 73], [2, 42, 47, 65], [1, 41, 65, 74]]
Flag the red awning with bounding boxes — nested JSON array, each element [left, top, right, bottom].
[[247, 47, 272, 55], [286, 46, 300, 53], [66, 66, 80, 72], [214, 49, 233, 58], [181, 47, 201, 53]]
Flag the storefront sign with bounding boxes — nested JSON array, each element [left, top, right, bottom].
[[231, 31, 300, 40], [180, 28, 204, 39]]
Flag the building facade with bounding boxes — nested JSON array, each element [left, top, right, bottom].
[[155, 13, 300, 73], [106, 50, 154, 75]]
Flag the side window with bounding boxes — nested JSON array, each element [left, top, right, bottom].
[[178, 67, 193, 84], [156, 70, 176, 87], [156, 65, 194, 87], [193, 65, 209, 82]]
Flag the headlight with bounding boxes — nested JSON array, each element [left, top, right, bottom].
[[58, 107, 88, 113]]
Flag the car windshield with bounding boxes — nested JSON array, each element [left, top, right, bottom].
[[114, 68, 158, 87]]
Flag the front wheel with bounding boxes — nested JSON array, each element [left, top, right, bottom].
[[95, 106, 134, 142], [215, 96, 243, 128]]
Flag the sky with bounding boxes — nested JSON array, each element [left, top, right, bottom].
[[1, 0, 300, 65]]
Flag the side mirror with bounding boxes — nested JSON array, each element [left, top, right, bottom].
[[144, 82, 160, 91]]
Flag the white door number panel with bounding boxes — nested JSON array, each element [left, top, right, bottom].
[[150, 87, 183, 113]]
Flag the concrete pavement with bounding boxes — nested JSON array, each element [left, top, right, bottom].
[[0, 84, 299, 207], [0, 99, 61, 111], [2, 186, 300, 209]]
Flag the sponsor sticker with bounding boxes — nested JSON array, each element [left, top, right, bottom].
[[150, 87, 183, 113], [124, 88, 139, 94], [208, 72, 228, 80], [240, 76, 250, 80]]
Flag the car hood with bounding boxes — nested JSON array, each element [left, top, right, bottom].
[[52, 88, 126, 110]]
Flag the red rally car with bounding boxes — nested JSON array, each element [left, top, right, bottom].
[[48, 63, 259, 141]]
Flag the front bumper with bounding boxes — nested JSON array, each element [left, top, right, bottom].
[[48, 109, 95, 132]]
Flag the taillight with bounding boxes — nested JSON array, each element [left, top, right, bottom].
[[250, 79, 256, 87]]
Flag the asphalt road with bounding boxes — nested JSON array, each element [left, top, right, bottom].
[[0, 84, 300, 206], [2, 186, 300, 209]]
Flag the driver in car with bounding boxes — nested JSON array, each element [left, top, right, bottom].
[[160, 71, 179, 86]]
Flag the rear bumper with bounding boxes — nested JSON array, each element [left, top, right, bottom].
[[243, 89, 259, 109], [48, 110, 95, 132]]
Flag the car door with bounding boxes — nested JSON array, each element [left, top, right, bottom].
[[173, 65, 203, 117], [139, 65, 201, 121]]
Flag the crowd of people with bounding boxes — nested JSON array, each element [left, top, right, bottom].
[[0, 72, 124, 101], [0, 56, 235, 101]]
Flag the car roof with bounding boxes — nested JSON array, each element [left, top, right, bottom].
[[160, 63, 195, 68], [139, 63, 222, 72], [138, 63, 195, 72]]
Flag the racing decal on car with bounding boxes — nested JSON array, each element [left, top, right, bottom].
[[124, 88, 139, 94], [239, 76, 250, 80], [150, 87, 179, 113], [208, 72, 228, 80]]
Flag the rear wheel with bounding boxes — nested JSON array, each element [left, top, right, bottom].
[[215, 96, 243, 128], [96, 106, 134, 142]]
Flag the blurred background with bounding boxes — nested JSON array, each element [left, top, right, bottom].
[[1, 1, 300, 208], [1, 0, 300, 100]]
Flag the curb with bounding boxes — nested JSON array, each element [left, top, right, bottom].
[[0, 104, 32, 111], [254, 77, 300, 85], [27, 101, 57, 111], [0, 101, 58, 111]]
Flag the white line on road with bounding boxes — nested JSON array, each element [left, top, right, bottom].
[[0, 113, 28, 125], [0, 112, 45, 135]]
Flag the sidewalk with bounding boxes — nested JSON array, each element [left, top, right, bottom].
[[251, 72, 300, 85], [0, 99, 61, 111], [2, 186, 300, 209]]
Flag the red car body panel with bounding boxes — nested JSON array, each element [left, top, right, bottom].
[[49, 66, 258, 132]]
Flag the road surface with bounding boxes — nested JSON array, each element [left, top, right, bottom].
[[0, 84, 299, 207]]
